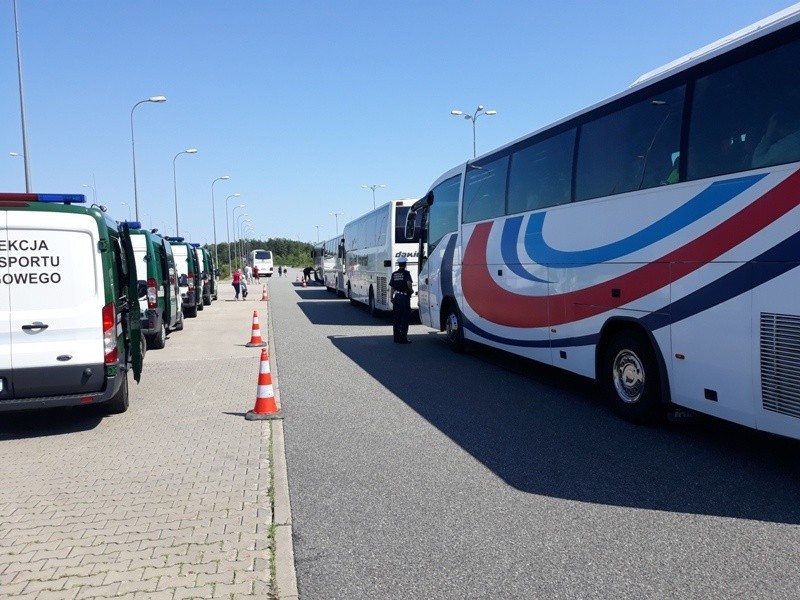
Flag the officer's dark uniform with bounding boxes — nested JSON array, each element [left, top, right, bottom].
[[389, 258, 413, 344]]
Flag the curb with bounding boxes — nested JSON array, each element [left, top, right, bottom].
[[267, 287, 299, 599]]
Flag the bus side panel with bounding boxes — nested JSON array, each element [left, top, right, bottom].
[[0, 211, 10, 393], [669, 262, 755, 427]]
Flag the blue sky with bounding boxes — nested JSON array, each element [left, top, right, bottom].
[[0, 0, 795, 245]]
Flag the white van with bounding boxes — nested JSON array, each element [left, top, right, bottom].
[[0, 193, 143, 414]]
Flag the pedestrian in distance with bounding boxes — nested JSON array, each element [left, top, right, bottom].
[[241, 274, 249, 300], [253, 265, 260, 280], [232, 268, 242, 300], [244, 264, 253, 284], [389, 256, 413, 344]]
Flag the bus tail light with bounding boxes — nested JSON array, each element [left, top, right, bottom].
[[147, 278, 158, 309], [102, 303, 118, 365]]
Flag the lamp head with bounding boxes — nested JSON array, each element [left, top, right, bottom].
[[485, 110, 497, 116], [149, 96, 167, 103], [186, 148, 198, 154], [450, 110, 463, 116]]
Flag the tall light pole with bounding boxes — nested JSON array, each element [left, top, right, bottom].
[[314, 225, 323, 242], [121, 202, 132, 221], [232, 206, 247, 271], [81, 183, 97, 204], [130, 95, 167, 220], [172, 148, 198, 236], [211, 175, 230, 274], [226, 198, 243, 276], [450, 105, 497, 158], [361, 184, 386, 209], [238, 218, 252, 267], [330, 212, 344, 236], [13, 0, 31, 192]]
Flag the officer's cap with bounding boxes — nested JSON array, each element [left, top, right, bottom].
[[397, 256, 408, 264]]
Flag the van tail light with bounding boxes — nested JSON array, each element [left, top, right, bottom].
[[147, 278, 158, 309], [102, 303, 118, 365], [188, 273, 195, 292]]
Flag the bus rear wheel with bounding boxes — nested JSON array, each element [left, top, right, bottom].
[[602, 330, 664, 424]]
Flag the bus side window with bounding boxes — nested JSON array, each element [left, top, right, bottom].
[[688, 36, 800, 179]]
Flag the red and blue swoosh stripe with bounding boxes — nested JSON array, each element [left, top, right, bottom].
[[455, 170, 800, 341]]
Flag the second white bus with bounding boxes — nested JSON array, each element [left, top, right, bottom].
[[249, 249, 274, 278], [344, 199, 420, 315]]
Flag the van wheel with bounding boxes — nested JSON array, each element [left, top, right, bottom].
[[197, 301, 204, 312], [174, 313, 184, 331], [148, 323, 166, 350], [203, 295, 211, 306], [105, 371, 129, 414], [185, 305, 197, 318], [602, 330, 664, 425]]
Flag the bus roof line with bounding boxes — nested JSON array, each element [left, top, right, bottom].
[[631, 2, 800, 87]]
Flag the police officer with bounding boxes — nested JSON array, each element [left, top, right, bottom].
[[389, 256, 413, 344]]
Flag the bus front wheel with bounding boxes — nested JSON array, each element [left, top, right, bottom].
[[602, 330, 664, 425], [443, 302, 465, 353], [369, 289, 379, 316]]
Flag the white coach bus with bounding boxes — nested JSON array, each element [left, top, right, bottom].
[[249, 249, 274, 278], [313, 235, 345, 296], [344, 199, 420, 315], [405, 4, 800, 440]]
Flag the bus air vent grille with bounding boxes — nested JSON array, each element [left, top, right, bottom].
[[377, 276, 388, 306], [760, 312, 800, 419]]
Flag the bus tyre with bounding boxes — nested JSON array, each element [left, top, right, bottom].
[[348, 284, 357, 306], [444, 303, 466, 353], [148, 323, 166, 350], [369, 289, 379, 316], [106, 370, 129, 414], [602, 330, 664, 425]]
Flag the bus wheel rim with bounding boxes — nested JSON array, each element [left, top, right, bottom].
[[612, 350, 644, 404]]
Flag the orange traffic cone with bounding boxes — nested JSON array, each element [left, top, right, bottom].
[[245, 347, 282, 420], [245, 311, 267, 347], [261, 284, 269, 301]]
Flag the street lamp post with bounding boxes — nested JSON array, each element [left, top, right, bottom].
[[13, 0, 31, 192], [81, 183, 97, 205], [314, 225, 323, 242], [172, 148, 198, 237], [361, 184, 386, 209], [130, 95, 167, 220], [121, 202, 132, 221], [211, 176, 230, 274], [450, 105, 497, 158], [238, 218, 252, 267], [232, 206, 247, 271], [330, 212, 344, 236], [226, 199, 243, 276]]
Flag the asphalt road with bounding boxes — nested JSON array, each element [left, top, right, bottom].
[[271, 270, 800, 600]]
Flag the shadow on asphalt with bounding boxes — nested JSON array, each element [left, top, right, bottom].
[[296, 287, 423, 326], [329, 333, 800, 525], [0, 406, 103, 440]]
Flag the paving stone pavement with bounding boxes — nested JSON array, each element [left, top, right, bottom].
[[0, 280, 284, 599]]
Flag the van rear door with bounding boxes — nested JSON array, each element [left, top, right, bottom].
[[119, 223, 143, 382], [0, 210, 11, 399], [5, 211, 105, 397]]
